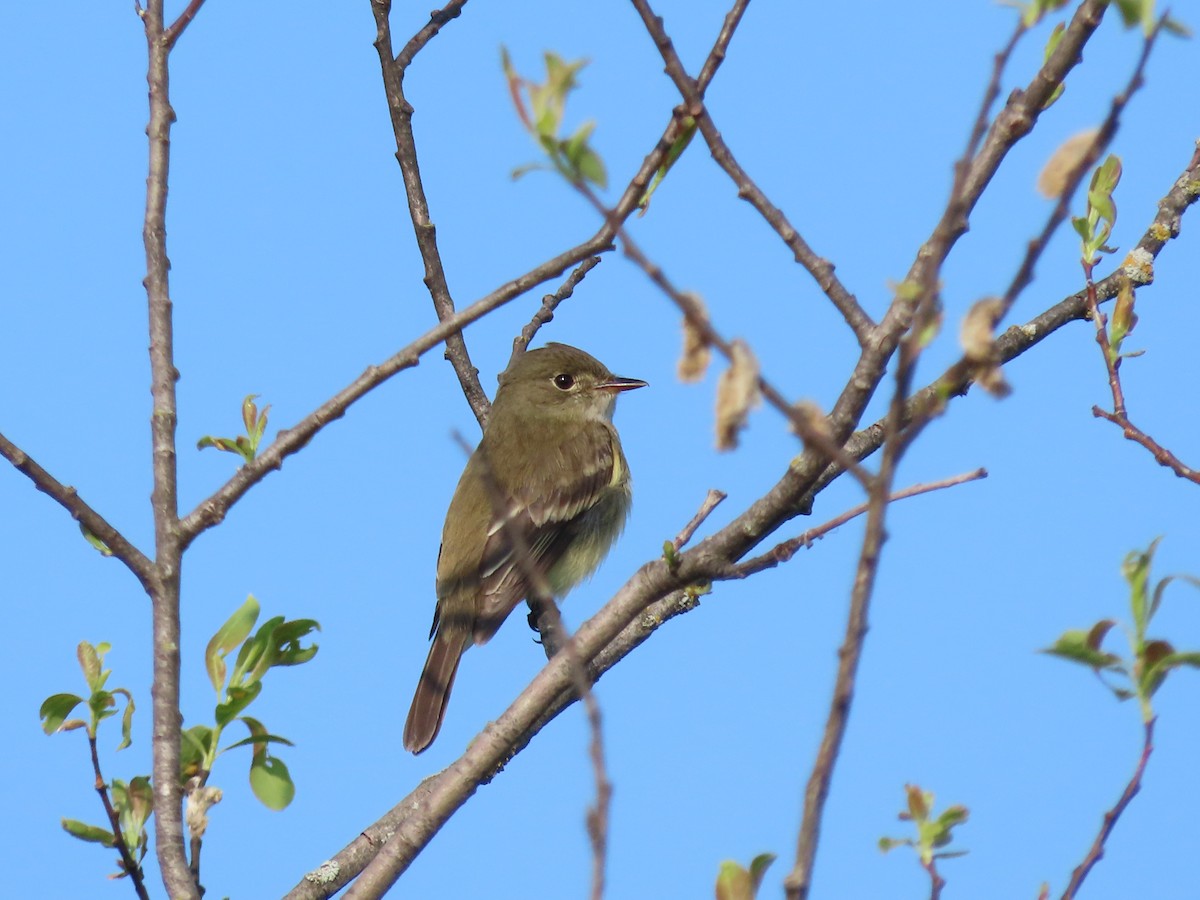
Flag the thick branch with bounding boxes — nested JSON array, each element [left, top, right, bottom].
[[138, 0, 193, 896]]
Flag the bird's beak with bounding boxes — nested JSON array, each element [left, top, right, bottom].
[[596, 376, 648, 393]]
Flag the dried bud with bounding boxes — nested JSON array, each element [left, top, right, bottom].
[[960, 297, 1005, 362], [960, 297, 1010, 398], [715, 339, 761, 451], [677, 294, 712, 383], [1037, 128, 1100, 198]]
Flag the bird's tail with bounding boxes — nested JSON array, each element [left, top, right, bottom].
[[403, 627, 468, 754]]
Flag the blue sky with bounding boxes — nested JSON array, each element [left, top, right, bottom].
[[3, 1, 1200, 898]]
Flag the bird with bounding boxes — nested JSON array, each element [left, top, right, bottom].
[[403, 343, 646, 754]]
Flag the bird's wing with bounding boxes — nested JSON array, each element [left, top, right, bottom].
[[471, 425, 621, 643]]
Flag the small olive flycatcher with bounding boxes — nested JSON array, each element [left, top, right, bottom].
[[403, 343, 646, 754]]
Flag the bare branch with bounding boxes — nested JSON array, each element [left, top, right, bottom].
[[627, 0, 875, 345], [139, 0, 193, 896], [0, 432, 155, 591]]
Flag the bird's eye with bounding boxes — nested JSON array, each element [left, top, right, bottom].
[[553, 373, 575, 390]]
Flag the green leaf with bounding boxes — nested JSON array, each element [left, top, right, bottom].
[[1163, 15, 1192, 38], [222, 731, 296, 753], [79, 523, 113, 557], [639, 116, 696, 213], [62, 818, 116, 847], [239, 615, 285, 685], [747, 853, 776, 892], [1041, 628, 1123, 670], [269, 618, 322, 668], [715, 861, 754, 900], [1086, 619, 1118, 652], [215, 682, 263, 728], [206, 595, 261, 695], [249, 755, 296, 811], [114, 688, 135, 751], [905, 784, 931, 821], [1150, 572, 1200, 621], [77, 641, 110, 693], [180, 725, 215, 779], [39, 693, 84, 735], [1040, 24, 1067, 108], [573, 145, 608, 190], [241, 394, 259, 436], [1123, 539, 1160, 639], [112, 776, 154, 853], [88, 689, 117, 727]]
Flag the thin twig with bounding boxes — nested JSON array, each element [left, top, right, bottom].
[[511, 256, 603, 364], [953, 20, 1027, 205], [372, 0, 489, 426], [1060, 718, 1156, 899], [924, 856, 946, 900], [139, 0, 194, 896], [723, 469, 987, 579], [672, 489, 727, 552], [162, 0, 206, 49], [89, 735, 151, 900]]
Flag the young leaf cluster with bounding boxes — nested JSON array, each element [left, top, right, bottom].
[[189, 594, 321, 810], [197, 394, 271, 463], [878, 784, 969, 866], [1042, 540, 1200, 722], [1072, 154, 1122, 268], [39, 642, 150, 879], [501, 48, 607, 190]]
